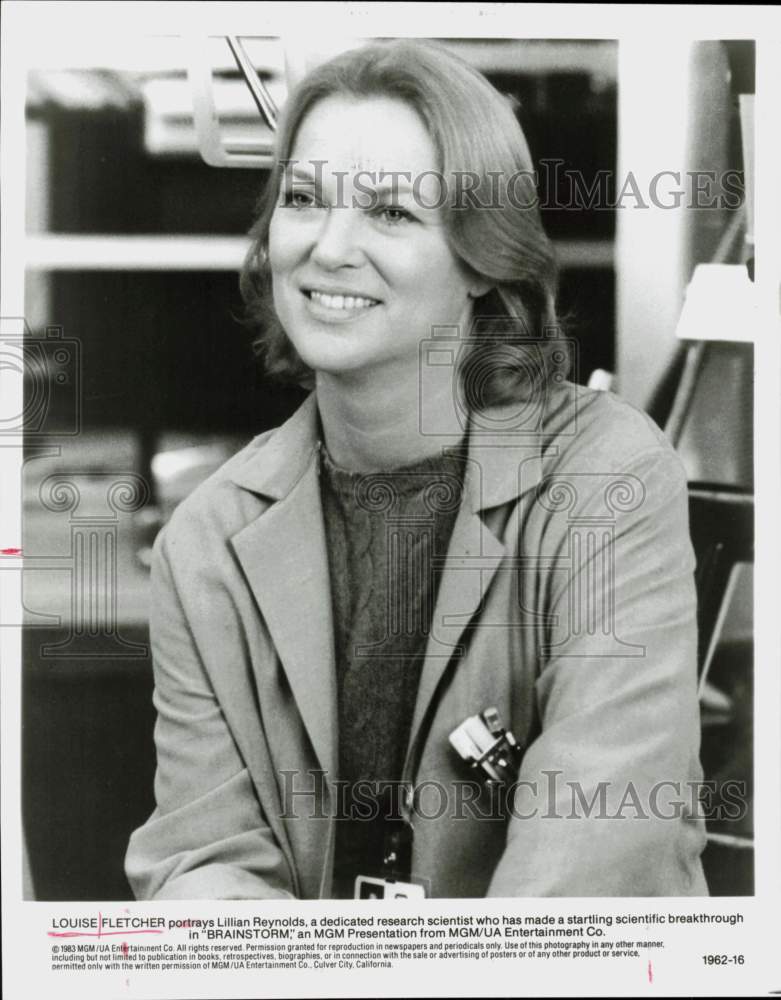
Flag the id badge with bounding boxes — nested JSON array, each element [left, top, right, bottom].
[[354, 875, 426, 900]]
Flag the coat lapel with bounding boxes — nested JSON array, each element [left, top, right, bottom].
[[229, 396, 338, 782], [403, 436, 547, 776]]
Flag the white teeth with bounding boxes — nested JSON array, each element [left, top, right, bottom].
[[309, 290, 377, 311]]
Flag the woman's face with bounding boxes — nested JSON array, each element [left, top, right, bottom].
[[268, 94, 486, 382]]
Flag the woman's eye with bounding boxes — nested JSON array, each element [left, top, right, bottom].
[[282, 190, 318, 209], [377, 205, 413, 226]]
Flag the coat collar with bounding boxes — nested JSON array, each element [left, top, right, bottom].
[[228, 391, 546, 512], [227, 389, 551, 809]]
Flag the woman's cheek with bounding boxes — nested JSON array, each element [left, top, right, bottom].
[[268, 214, 292, 269], [269, 273, 298, 336]]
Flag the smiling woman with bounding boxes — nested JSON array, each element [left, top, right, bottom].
[[269, 95, 487, 406], [240, 38, 559, 430], [126, 38, 708, 900]]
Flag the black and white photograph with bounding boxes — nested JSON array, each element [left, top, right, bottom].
[[2, 3, 779, 997]]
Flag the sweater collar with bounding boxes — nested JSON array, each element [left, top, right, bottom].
[[229, 390, 548, 511]]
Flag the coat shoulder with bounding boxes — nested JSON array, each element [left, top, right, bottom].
[[159, 426, 280, 555], [542, 381, 686, 482]]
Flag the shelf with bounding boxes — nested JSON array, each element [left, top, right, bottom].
[[442, 39, 617, 79], [25, 234, 613, 272], [25, 36, 615, 82], [24, 234, 251, 271]]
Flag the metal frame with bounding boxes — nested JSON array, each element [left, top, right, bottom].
[[187, 35, 277, 168]]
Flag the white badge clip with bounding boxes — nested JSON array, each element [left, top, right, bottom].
[[448, 706, 522, 784], [354, 876, 426, 900]]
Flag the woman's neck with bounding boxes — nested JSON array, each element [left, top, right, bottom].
[[315, 364, 465, 474]]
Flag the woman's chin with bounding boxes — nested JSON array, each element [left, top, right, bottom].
[[287, 334, 384, 380]]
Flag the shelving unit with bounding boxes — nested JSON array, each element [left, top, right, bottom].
[[25, 35, 620, 419]]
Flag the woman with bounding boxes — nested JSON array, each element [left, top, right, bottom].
[[126, 39, 707, 899]]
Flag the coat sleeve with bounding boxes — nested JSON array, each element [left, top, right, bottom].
[[125, 528, 296, 900], [486, 446, 709, 896]]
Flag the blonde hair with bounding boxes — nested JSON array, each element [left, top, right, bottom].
[[240, 38, 567, 406]]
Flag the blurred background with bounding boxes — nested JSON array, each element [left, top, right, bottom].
[[19, 35, 755, 899]]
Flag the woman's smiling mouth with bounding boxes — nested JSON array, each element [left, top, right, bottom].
[[303, 287, 382, 318]]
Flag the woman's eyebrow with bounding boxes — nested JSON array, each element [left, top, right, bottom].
[[285, 164, 416, 194], [366, 180, 415, 197], [286, 165, 318, 182]]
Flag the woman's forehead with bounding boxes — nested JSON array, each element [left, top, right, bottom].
[[289, 94, 438, 178]]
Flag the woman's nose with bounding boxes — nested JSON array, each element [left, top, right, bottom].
[[309, 206, 366, 270]]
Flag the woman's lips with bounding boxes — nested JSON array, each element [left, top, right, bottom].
[[302, 288, 381, 321], [307, 289, 380, 311]]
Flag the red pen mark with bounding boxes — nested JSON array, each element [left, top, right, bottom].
[[121, 942, 129, 958], [48, 910, 165, 939], [48, 929, 163, 938], [1, 548, 22, 556], [648, 960, 653, 983]]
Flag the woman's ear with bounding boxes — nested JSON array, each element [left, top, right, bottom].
[[468, 279, 493, 300], [459, 260, 493, 300]]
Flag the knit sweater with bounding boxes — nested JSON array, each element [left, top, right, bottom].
[[318, 440, 467, 897]]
